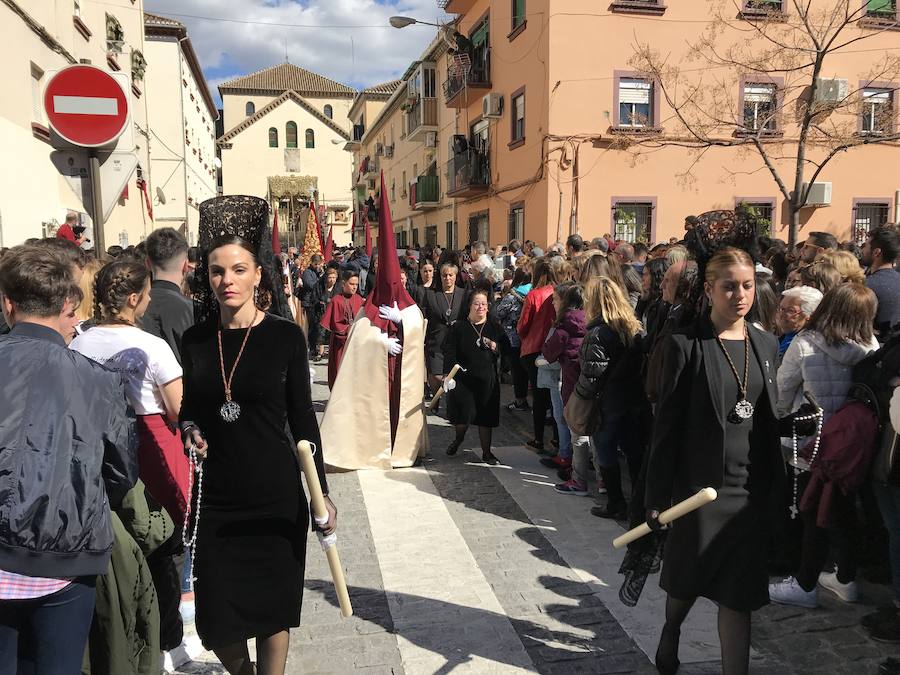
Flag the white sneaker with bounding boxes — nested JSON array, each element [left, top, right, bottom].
[[769, 576, 818, 608], [818, 570, 859, 602], [182, 634, 205, 659], [161, 641, 193, 673]]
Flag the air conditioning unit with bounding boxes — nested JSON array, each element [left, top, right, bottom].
[[425, 131, 437, 148], [802, 181, 832, 206], [482, 93, 503, 119], [385, 145, 394, 158], [375, 142, 384, 156], [814, 78, 849, 103]]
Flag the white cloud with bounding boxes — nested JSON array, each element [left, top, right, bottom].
[[144, 0, 450, 97]]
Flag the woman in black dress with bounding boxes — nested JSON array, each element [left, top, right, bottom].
[[422, 262, 469, 399], [180, 196, 337, 675], [442, 288, 501, 465], [644, 247, 782, 675]]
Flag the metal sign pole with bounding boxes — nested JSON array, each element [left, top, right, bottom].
[[90, 153, 106, 256]]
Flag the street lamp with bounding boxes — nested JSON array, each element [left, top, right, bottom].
[[389, 16, 442, 28]]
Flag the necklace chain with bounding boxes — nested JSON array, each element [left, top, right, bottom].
[[715, 324, 750, 400], [217, 308, 259, 403], [181, 445, 203, 591], [790, 409, 824, 519]]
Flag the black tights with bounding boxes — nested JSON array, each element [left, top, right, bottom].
[[454, 424, 493, 456], [657, 595, 750, 675], [522, 353, 557, 445]]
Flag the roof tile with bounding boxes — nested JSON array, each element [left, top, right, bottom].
[[219, 63, 354, 96]]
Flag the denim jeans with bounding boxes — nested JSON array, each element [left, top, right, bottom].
[[0, 576, 96, 675], [874, 482, 900, 605], [547, 379, 572, 460]]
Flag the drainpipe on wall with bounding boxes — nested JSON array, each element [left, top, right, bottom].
[[177, 38, 190, 238], [895, 190, 900, 222]]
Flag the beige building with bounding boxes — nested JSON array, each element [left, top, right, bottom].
[[1, 0, 154, 248], [217, 64, 356, 247], [377, 0, 900, 249], [348, 36, 458, 250], [144, 13, 218, 245]]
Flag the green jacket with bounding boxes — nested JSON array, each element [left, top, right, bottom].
[[82, 481, 174, 675]]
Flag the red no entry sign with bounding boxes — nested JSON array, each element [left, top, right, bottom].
[[44, 65, 129, 148]]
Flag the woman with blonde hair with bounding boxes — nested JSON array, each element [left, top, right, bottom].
[[799, 261, 841, 295], [817, 249, 865, 285], [74, 257, 103, 334], [645, 247, 783, 675], [573, 276, 647, 518]]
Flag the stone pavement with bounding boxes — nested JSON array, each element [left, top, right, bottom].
[[176, 364, 897, 674]]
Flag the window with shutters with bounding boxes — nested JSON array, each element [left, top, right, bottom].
[[268, 127, 278, 148], [511, 0, 526, 33], [861, 88, 893, 134], [510, 88, 525, 147], [286, 122, 297, 148], [617, 78, 653, 127], [742, 83, 777, 131], [305, 129, 315, 148], [508, 203, 524, 242], [446, 220, 457, 249]]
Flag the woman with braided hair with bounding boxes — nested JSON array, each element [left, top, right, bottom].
[[70, 260, 191, 661], [70, 260, 188, 526]]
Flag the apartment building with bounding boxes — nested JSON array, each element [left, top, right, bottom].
[[433, 0, 900, 247], [348, 35, 461, 250], [144, 13, 218, 244], [1, 0, 153, 247]]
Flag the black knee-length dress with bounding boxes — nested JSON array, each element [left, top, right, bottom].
[[443, 318, 501, 428], [660, 338, 767, 611], [180, 314, 328, 649]]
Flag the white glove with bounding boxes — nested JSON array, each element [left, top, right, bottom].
[[442, 378, 457, 393], [378, 301, 403, 325], [379, 332, 403, 356]]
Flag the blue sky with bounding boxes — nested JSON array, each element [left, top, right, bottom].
[[143, 0, 449, 106]]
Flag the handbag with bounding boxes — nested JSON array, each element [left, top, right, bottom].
[[564, 390, 601, 436]]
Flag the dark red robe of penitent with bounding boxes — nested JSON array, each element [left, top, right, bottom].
[[321, 291, 365, 389], [363, 172, 416, 442]]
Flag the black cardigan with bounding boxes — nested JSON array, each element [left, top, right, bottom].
[[644, 316, 784, 510]]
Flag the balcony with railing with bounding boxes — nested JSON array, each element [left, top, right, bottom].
[[444, 48, 491, 108], [409, 175, 440, 210], [363, 156, 379, 179], [405, 97, 439, 142], [446, 150, 489, 198]]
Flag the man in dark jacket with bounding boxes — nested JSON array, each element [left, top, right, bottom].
[[0, 245, 137, 674], [298, 254, 325, 358], [142, 227, 193, 363]]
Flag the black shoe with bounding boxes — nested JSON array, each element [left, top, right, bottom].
[[862, 607, 900, 630], [866, 612, 900, 644], [557, 467, 572, 481], [591, 500, 628, 520], [446, 439, 461, 456], [482, 452, 499, 466], [655, 626, 681, 675]]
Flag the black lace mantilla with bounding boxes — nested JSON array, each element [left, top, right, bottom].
[[194, 195, 291, 324]]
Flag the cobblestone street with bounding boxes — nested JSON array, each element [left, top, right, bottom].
[[178, 364, 898, 674]]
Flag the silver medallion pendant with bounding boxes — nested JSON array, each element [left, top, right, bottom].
[[220, 399, 241, 422], [728, 398, 754, 424], [475, 337, 483, 348]]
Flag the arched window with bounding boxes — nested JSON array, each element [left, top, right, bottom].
[[323, 104, 333, 119], [245, 101, 255, 117], [286, 121, 298, 148], [268, 127, 278, 148], [305, 128, 315, 149]]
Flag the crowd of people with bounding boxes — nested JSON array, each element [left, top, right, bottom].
[[1, 206, 899, 675]]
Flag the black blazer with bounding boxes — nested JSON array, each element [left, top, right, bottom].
[[644, 315, 784, 510], [422, 286, 469, 355]]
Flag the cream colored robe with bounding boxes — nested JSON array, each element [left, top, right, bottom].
[[320, 304, 428, 470]]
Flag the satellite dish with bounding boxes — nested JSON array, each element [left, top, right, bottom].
[[156, 186, 167, 205]]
